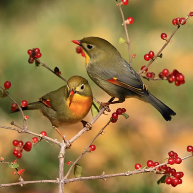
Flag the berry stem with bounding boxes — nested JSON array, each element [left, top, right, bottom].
[[138, 14, 190, 75], [116, 1, 132, 64]]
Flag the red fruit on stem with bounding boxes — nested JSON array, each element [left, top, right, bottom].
[[146, 72, 155, 79], [121, 0, 129, 6], [144, 54, 150, 61], [175, 157, 182, 164], [21, 100, 28, 107], [13, 149, 19, 156], [28, 57, 35, 64], [180, 17, 186, 25], [40, 131, 47, 136], [165, 166, 171, 174], [171, 168, 176, 176], [168, 151, 175, 157], [35, 53, 42, 58], [172, 178, 179, 186], [13, 140, 19, 146], [112, 112, 118, 119], [135, 163, 142, 170], [34, 48, 40, 54], [153, 162, 159, 167], [32, 137, 39, 144], [89, 144, 96, 152], [178, 178, 182, 184], [148, 51, 154, 59], [122, 108, 126, 113], [162, 69, 169, 77], [158, 72, 164, 79], [175, 80, 180, 86], [161, 164, 167, 170], [16, 152, 22, 159], [172, 18, 177, 25], [25, 141, 32, 148], [172, 69, 179, 76], [187, 145, 193, 152], [161, 33, 167, 40], [176, 73, 184, 81], [4, 81, 11, 89], [17, 141, 24, 147], [76, 46, 82, 54], [147, 160, 154, 167], [27, 49, 32, 55], [141, 66, 148, 73], [25, 115, 29, 120], [65, 161, 72, 165], [168, 157, 175, 165], [116, 108, 123, 115], [111, 118, 118, 123], [165, 177, 172, 185], [179, 171, 184, 178], [126, 17, 134, 25], [173, 152, 178, 158], [11, 103, 18, 111], [189, 12, 193, 16]]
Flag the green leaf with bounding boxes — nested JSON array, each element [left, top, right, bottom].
[[122, 113, 129, 119], [157, 175, 167, 185], [91, 101, 100, 118], [74, 164, 82, 178], [119, 37, 126, 44], [8, 162, 19, 169]]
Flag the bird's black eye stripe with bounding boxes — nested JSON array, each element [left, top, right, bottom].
[[87, 44, 93, 49], [81, 84, 84, 90]]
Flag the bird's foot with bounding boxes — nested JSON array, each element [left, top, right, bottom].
[[100, 102, 111, 112], [81, 120, 92, 131]]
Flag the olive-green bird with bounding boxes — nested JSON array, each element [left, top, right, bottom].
[[72, 37, 176, 121], [14, 76, 93, 139]]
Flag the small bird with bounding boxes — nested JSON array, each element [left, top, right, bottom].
[[15, 76, 93, 141], [72, 37, 176, 121]]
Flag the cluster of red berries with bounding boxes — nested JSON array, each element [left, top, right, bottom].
[[121, 0, 129, 6], [172, 17, 186, 26], [159, 69, 185, 86], [75, 46, 85, 57], [12, 131, 47, 159], [11, 100, 28, 111], [111, 108, 126, 123], [144, 51, 155, 61], [89, 144, 96, 152], [27, 48, 42, 64], [4, 81, 11, 90]]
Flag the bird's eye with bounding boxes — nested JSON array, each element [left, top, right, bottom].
[[80, 84, 85, 90], [87, 44, 93, 49]]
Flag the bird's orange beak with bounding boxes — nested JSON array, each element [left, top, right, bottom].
[[69, 90, 75, 107], [71, 40, 80, 45]]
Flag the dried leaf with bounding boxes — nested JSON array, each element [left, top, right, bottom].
[[74, 164, 82, 178]]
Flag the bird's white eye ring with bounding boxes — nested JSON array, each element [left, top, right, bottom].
[[80, 84, 85, 90], [87, 44, 93, 49]]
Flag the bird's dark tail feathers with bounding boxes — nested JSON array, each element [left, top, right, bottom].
[[146, 93, 176, 121]]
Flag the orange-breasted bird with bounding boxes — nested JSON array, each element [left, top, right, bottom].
[[72, 37, 176, 121], [14, 76, 93, 141]]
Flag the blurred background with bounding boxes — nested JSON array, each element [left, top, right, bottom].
[[0, 0, 193, 193]]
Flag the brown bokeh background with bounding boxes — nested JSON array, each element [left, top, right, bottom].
[[0, 0, 193, 193]]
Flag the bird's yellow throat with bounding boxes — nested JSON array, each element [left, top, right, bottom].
[[82, 50, 90, 66]]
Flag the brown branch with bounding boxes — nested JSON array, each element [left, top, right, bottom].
[[65, 120, 111, 179], [138, 15, 190, 75], [117, 3, 132, 64]]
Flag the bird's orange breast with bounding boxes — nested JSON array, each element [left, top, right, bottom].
[[66, 94, 93, 119]]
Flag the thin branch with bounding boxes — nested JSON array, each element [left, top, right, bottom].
[[117, 2, 132, 64], [138, 15, 190, 75], [65, 120, 111, 179]]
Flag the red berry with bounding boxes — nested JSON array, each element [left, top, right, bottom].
[[141, 66, 148, 73], [65, 161, 72, 165], [35, 53, 42, 58], [187, 145, 193, 152], [175, 172, 182, 179], [27, 49, 32, 55], [16, 152, 22, 159], [40, 131, 47, 136], [161, 33, 167, 40], [23, 141, 32, 152], [153, 162, 159, 167], [162, 69, 169, 77], [21, 100, 28, 107], [17, 141, 23, 147], [172, 18, 177, 25], [146, 72, 155, 79], [126, 17, 134, 25], [172, 69, 179, 76], [11, 103, 18, 111], [121, 0, 129, 6], [179, 171, 184, 178], [24, 115, 29, 120], [158, 72, 164, 79], [165, 166, 171, 174], [175, 80, 180, 86], [147, 160, 154, 167], [13, 149, 19, 156], [175, 157, 182, 164], [161, 164, 167, 170], [189, 12, 193, 16], [180, 80, 185, 84], [148, 51, 154, 59], [144, 54, 150, 61], [168, 151, 175, 157], [13, 140, 19, 146], [176, 73, 184, 81], [171, 168, 176, 176], [23, 145, 31, 152], [165, 177, 172, 185], [28, 57, 35, 64], [168, 157, 175, 165], [173, 152, 178, 158], [89, 144, 96, 152], [122, 108, 126, 113], [172, 177, 179, 186], [135, 163, 142, 170], [34, 48, 40, 54], [32, 137, 39, 144], [180, 17, 186, 25], [76, 46, 82, 54], [111, 118, 118, 123], [116, 108, 123, 115], [4, 81, 11, 89], [178, 178, 182, 184], [112, 112, 118, 119]]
